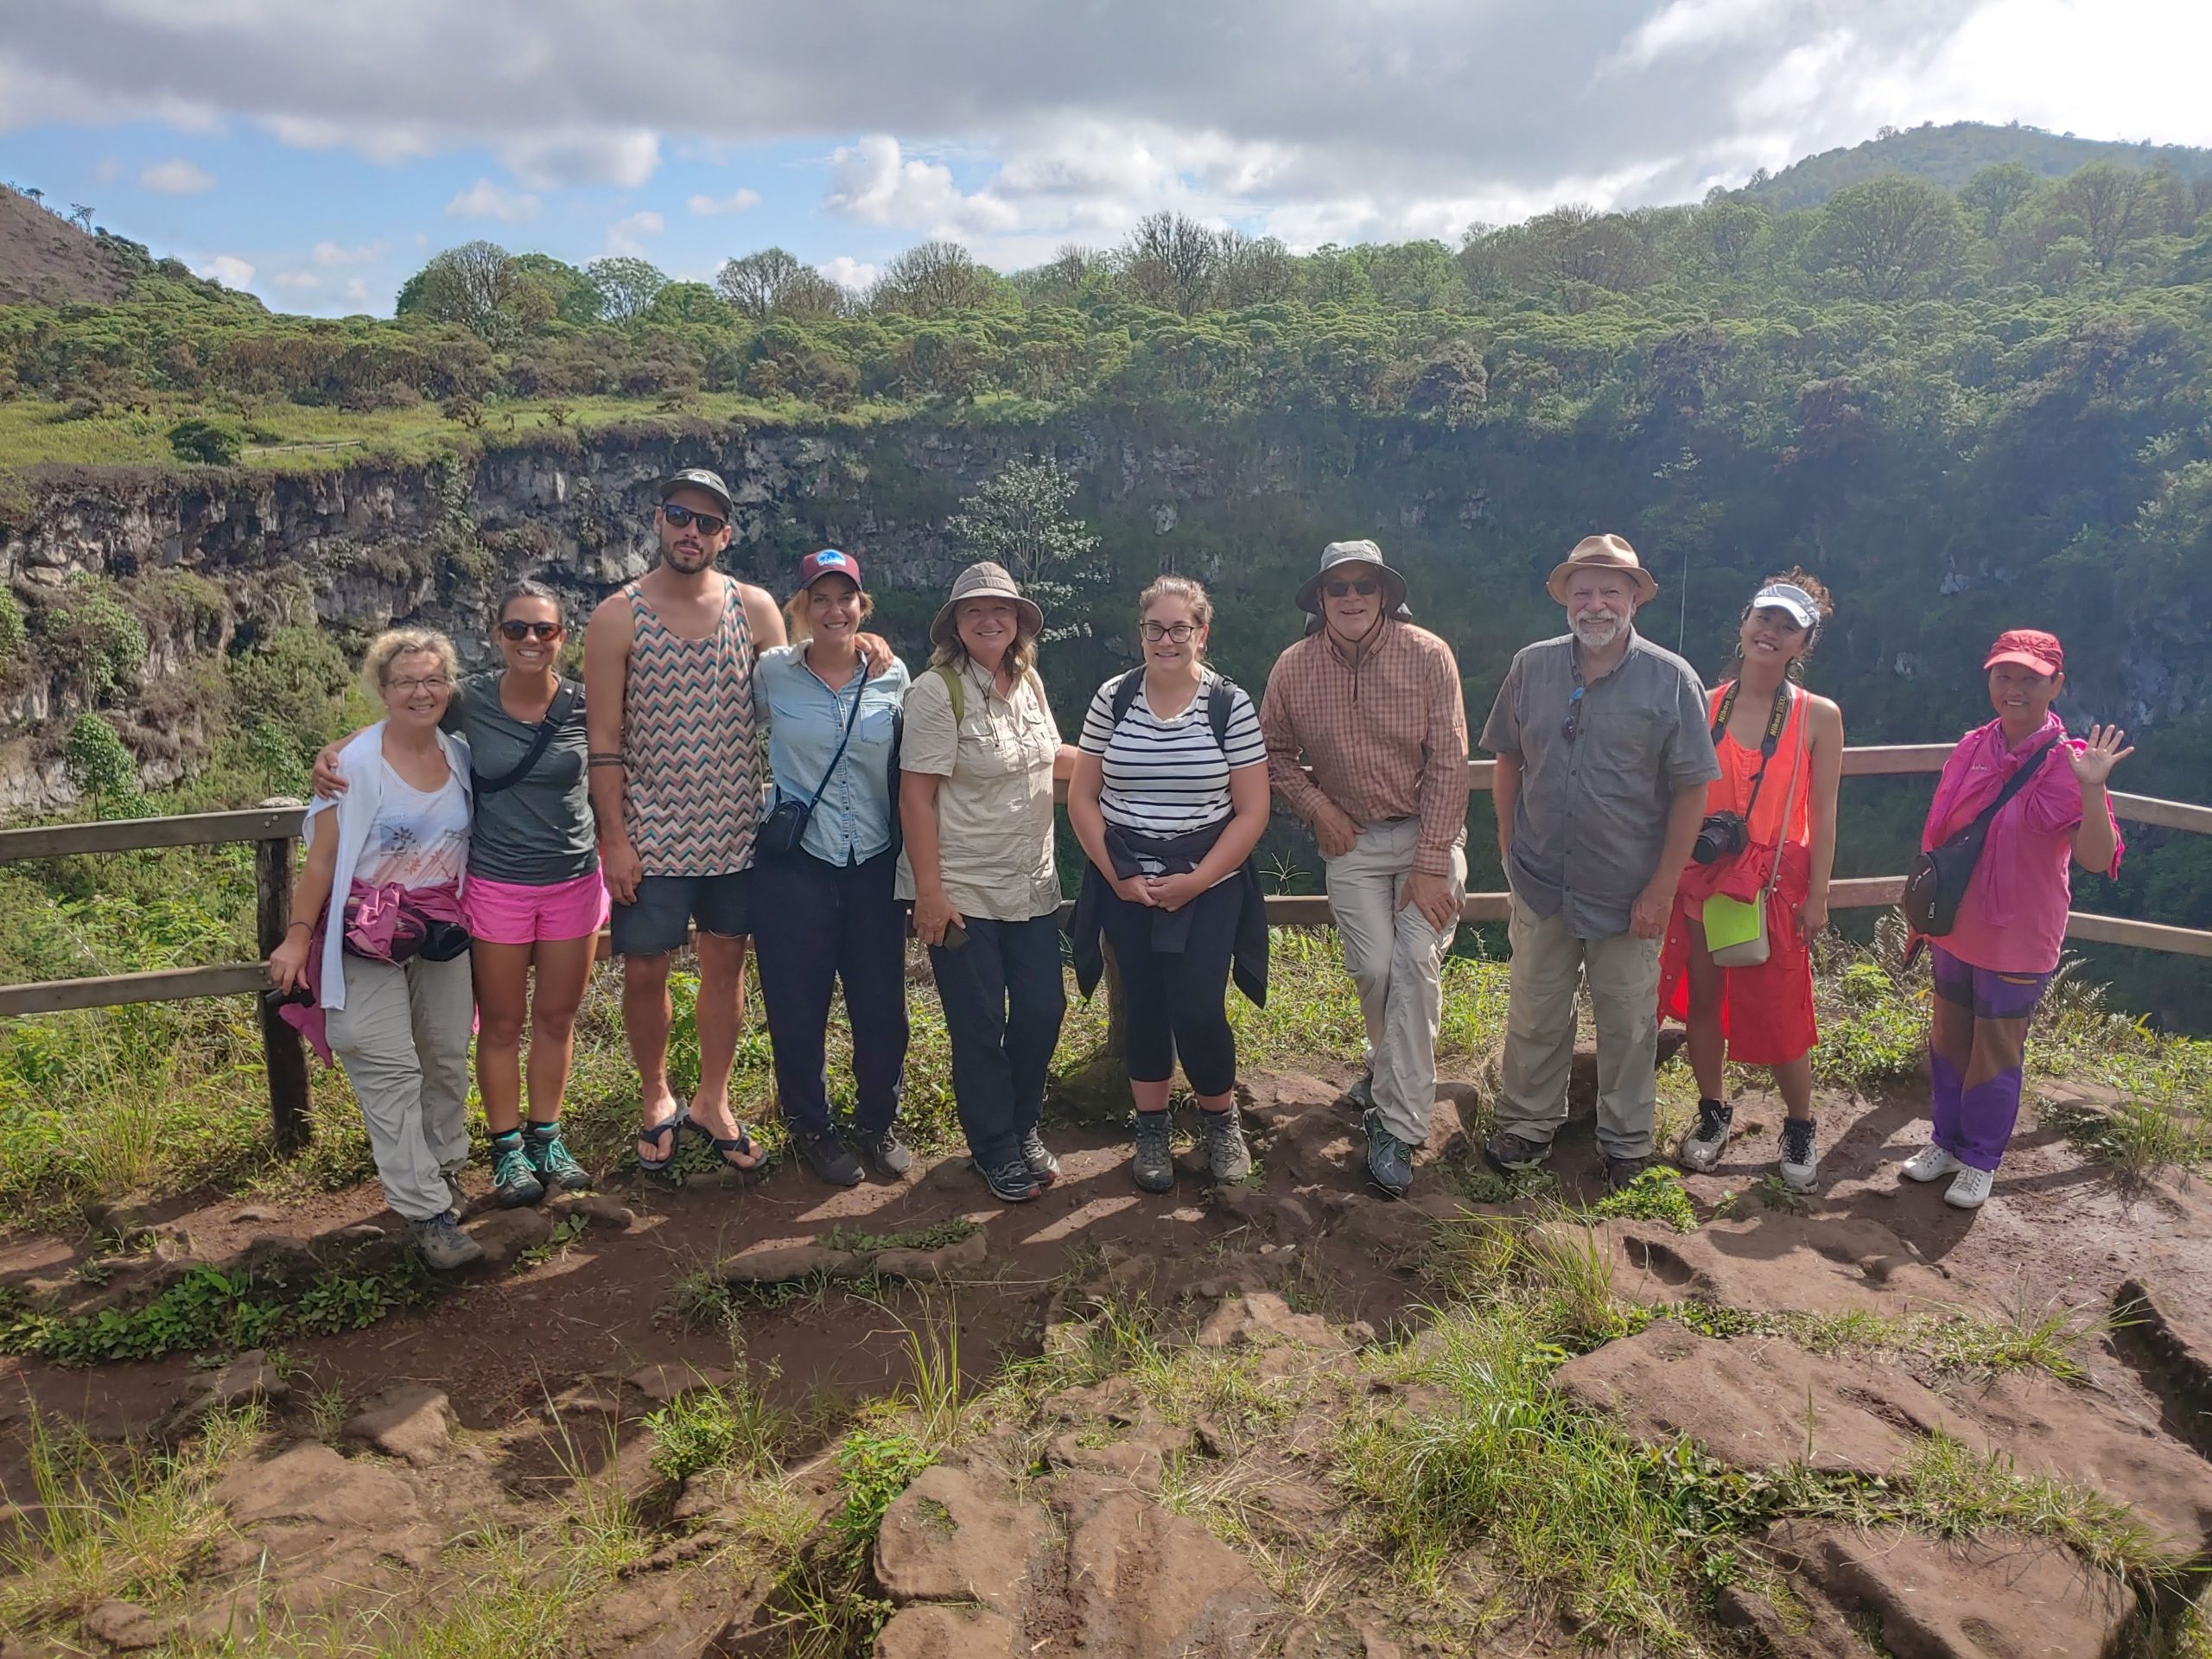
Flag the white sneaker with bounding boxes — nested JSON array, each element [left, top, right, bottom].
[[1901, 1145, 1961, 1184], [1943, 1166, 1994, 1210], [1777, 1119, 1819, 1193]]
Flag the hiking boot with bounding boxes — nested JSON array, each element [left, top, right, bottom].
[[1363, 1108, 1414, 1199], [1484, 1129, 1553, 1175], [854, 1126, 914, 1179], [1204, 1107, 1252, 1184], [1777, 1117, 1820, 1193], [411, 1213, 484, 1272], [1943, 1166, 1994, 1210], [978, 1157, 1043, 1204], [1019, 1128, 1060, 1185], [795, 1128, 862, 1187], [1344, 1071, 1376, 1113], [489, 1132, 546, 1209], [1605, 1154, 1653, 1193], [1901, 1144, 1962, 1184], [1676, 1098, 1732, 1173], [1131, 1111, 1175, 1194], [524, 1122, 592, 1192]]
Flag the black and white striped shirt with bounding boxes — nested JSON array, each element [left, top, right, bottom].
[[1079, 672, 1265, 874]]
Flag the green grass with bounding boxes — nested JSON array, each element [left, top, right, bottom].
[[643, 1373, 794, 1484], [817, 1217, 981, 1255]]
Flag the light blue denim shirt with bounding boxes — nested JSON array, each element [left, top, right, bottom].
[[754, 643, 911, 866]]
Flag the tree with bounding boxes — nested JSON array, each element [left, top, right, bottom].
[[167, 416, 242, 466], [64, 713, 139, 810], [1696, 200, 1767, 276], [944, 458, 1102, 642], [870, 240, 1003, 318], [1360, 239, 1464, 310], [1216, 232, 1296, 306], [2050, 164, 2160, 269], [403, 242, 546, 346], [1959, 162, 2040, 239], [714, 247, 845, 319], [583, 257, 670, 325], [1809, 175, 1965, 300], [1118, 212, 1222, 315], [512, 252, 598, 325]]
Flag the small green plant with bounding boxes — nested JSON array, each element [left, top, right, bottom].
[[819, 1217, 979, 1255], [831, 1427, 933, 1555], [2043, 1096, 2210, 1183], [519, 1211, 589, 1268], [165, 416, 241, 466], [1590, 1167, 1698, 1232], [645, 1376, 791, 1484]]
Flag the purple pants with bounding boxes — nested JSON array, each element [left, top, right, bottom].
[[1928, 944, 2050, 1173]]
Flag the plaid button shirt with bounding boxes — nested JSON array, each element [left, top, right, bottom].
[[1259, 618, 1471, 875]]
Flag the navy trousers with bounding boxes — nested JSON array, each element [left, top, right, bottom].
[[927, 914, 1066, 1168]]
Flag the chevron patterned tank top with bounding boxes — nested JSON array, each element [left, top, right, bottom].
[[620, 575, 762, 876]]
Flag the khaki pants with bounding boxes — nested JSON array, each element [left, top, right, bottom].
[[1325, 818, 1465, 1147], [1496, 892, 1661, 1160], [326, 951, 474, 1223]]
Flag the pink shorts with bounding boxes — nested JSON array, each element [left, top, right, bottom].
[[461, 870, 611, 946]]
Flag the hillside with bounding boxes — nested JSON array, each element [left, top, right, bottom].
[[1744, 119, 2212, 209], [0, 184, 248, 309]]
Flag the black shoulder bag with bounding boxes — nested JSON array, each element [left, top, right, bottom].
[[471, 681, 578, 798], [759, 665, 870, 858], [1902, 736, 2061, 937]]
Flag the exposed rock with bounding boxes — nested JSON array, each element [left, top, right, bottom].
[[81, 1599, 160, 1651], [2120, 1274, 2212, 1415], [215, 1440, 421, 1531], [1729, 1521, 2133, 1658], [873, 1230, 988, 1281], [461, 1205, 553, 1269], [1584, 1211, 1954, 1316], [717, 1242, 868, 1285], [874, 1605, 1017, 1659], [1211, 1181, 1319, 1239], [874, 1464, 1048, 1620], [547, 1192, 635, 1230], [1046, 1421, 1192, 1491], [160, 1348, 289, 1435], [625, 1363, 734, 1406], [339, 1384, 454, 1466], [1330, 1194, 1440, 1265], [229, 1206, 282, 1224], [1554, 1320, 1973, 1475], [1196, 1291, 1349, 1354], [1057, 1476, 1283, 1654]]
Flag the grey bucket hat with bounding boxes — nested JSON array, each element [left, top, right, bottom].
[[1294, 539, 1410, 616], [930, 561, 1046, 649]]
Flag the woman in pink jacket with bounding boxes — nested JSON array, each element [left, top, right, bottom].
[[1906, 629, 2129, 1210]]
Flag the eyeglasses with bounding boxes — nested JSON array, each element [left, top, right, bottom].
[[498, 620, 563, 641], [387, 676, 451, 696], [661, 504, 728, 537], [1140, 621, 1197, 643], [1323, 577, 1380, 599], [1562, 683, 1585, 742]]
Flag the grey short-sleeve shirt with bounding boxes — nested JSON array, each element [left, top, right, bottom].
[[1479, 632, 1719, 938], [445, 671, 598, 886]]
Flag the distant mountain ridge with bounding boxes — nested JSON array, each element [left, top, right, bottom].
[[1742, 121, 2212, 211], [0, 185, 243, 309]]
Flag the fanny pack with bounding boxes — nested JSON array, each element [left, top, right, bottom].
[[1903, 736, 2061, 938], [760, 664, 870, 858], [341, 882, 471, 964]]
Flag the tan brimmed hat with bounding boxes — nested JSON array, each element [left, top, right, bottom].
[[930, 561, 1045, 649], [1547, 533, 1657, 605]]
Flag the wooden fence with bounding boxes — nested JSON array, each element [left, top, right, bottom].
[[4, 746, 2209, 1150]]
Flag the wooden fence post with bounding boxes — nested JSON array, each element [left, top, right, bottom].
[[255, 836, 312, 1153]]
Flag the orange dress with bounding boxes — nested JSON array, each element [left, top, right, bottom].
[[1656, 682, 1818, 1066]]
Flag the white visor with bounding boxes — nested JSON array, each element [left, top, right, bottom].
[[1750, 583, 1819, 631]]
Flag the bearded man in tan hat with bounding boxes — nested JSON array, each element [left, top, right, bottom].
[[1261, 539, 1470, 1199], [1478, 533, 1719, 1192]]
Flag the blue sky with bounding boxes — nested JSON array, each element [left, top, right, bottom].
[[5, 0, 2209, 318]]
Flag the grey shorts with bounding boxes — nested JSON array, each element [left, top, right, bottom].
[[609, 869, 752, 957]]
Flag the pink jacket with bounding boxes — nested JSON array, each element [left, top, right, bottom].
[[1921, 714, 2121, 975], [279, 879, 465, 1064]]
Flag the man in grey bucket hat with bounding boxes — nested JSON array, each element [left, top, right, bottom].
[[1262, 540, 1471, 1199]]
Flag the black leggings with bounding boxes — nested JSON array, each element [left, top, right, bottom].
[[1095, 875, 1240, 1096]]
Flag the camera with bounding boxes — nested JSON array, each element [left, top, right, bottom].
[[1691, 810, 1749, 866]]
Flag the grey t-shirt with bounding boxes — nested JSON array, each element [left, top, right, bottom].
[[1479, 632, 1719, 938], [442, 671, 597, 886]]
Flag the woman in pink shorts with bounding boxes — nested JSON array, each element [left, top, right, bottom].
[[317, 581, 607, 1207]]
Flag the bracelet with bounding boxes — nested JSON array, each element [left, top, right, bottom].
[[588, 753, 626, 769], [284, 919, 311, 936]]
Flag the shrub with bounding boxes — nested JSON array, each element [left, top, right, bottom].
[[39, 574, 148, 702], [62, 712, 139, 805], [166, 416, 243, 466], [0, 587, 22, 672]]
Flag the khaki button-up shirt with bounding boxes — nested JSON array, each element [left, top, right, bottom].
[[896, 661, 1064, 923], [1480, 631, 1719, 939]]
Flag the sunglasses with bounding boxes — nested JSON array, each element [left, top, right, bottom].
[[1563, 683, 1585, 743], [661, 504, 728, 537], [1324, 577, 1380, 599], [498, 620, 563, 641]]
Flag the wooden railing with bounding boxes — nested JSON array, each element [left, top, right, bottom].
[[4, 745, 2209, 1149]]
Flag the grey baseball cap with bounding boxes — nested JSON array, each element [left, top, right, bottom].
[[658, 468, 734, 515]]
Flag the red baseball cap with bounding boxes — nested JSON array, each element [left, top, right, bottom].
[[1984, 628, 2063, 676], [797, 548, 863, 591]]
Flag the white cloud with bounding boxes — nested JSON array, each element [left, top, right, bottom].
[[139, 157, 213, 194], [195, 253, 254, 289], [310, 238, 385, 266], [1610, 0, 1776, 70], [271, 270, 322, 290], [604, 208, 664, 257], [261, 113, 435, 162], [687, 187, 760, 216], [817, 255, 879, 291], [445, 177, 538, 221], [499, 128, 660, 188], [341, 276, 371, 304], [825, 134, 1021, 235]]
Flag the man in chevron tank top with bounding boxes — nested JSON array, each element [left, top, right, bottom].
[[585, 469, 782, 1175]]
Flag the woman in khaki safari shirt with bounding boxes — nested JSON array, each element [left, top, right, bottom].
[[899, 562, 1078, 1205]]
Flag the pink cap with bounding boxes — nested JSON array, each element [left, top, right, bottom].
[[1984, 628, 2063, 677], [798, 548, 862, 591]]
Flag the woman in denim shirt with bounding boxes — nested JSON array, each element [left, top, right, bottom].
[[750, 549, 913, 1187]]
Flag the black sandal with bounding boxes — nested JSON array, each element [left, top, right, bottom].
[[683, 1113, 764, 1172], [637, 1100, 686, 1173]]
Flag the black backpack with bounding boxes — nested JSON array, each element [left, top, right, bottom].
[[1902, 737, 2061, 937], [1107, 668, 1239, 753]]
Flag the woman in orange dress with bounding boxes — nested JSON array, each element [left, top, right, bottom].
[[1662, 571, 1844, 1191]]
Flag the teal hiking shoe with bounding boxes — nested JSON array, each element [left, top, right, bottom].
[[524, 1122, 592, 1192], [490, 1131, 545, 1209]]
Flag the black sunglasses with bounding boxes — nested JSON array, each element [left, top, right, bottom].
[[498, 620, 563, 641], [1563, 683, 1586, 742], [1324, 577, 1380, 599], [661, 504, 728, 537]]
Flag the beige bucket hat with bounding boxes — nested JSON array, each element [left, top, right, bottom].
[[1294, 539, 1409, 615], [1547, 533, 1657, 605], [930, 561, 1046, 649]]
